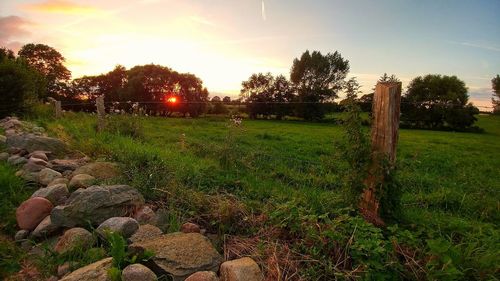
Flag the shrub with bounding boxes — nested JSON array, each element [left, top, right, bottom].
[[105, 116, 144, 139]]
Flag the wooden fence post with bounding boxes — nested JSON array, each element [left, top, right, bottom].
[[96, 95, 106, 132], [54, 100, 62, 118], [360, 82, 401, 226]]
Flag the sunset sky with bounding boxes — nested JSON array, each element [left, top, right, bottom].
[[1, 0, 499, 109]]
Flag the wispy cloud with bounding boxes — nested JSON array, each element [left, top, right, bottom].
[[448, 40, 500, 52], [22, 0, 101, 15], [0, 15, 33, 51], [261, 0, 266, 21], [189, 16, 216, 27]]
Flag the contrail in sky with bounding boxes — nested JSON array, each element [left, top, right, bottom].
[[262, 0, 266, 21]]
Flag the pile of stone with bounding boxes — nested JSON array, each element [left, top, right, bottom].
[[1, 117, 263, 281]]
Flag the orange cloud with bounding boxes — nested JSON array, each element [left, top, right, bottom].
[[0, 15, 33, 51], [22, 0, 100, 15]]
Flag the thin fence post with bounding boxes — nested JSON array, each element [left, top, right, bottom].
[[96, 95, 106, 132], [360, 82, 401, 226], [54, 100, 62, 118]]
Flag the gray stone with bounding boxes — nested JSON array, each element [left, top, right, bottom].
[[219, 257, 263, 281], [0, 134, 6, 143], [0, 152, 8, 161], [130, 224, 163, 243], [122, 264, 157, 281], [38, 168, 62, 185], [69, 174, 96, 190], [129, 232, 222, 281], [8, 155, 27, 165], [51, 185, 145, 227], [15, 230, 30, 241], [50, 158, 86, 173], [31, 183, 69, 205], [134, 206, 157, 225], [28, 156, 49, 166], [59, 257, 112, 281], [32, 215, 60, 238], [6, 134, 68, 156], [23, 161, 47, 172], [72, 162, 120, 180], [54, 227, 94, 254], [96, 217, 139, 238]]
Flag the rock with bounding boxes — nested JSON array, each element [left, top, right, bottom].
[[0, 152, 9, 161], [186, 271, 219, 281], [122, 264, 157, 281], [31, 183, 69, 205], [134, 206, 157, 225], [59, 257, 112, 281], [38, 168, 62, 185], [51, 159, 86, 173], [0, 134, 6, 143], [69, 174, 96, 190], [57, 263, 72, 277], [96, 217, 139, 238], [16, 197, 54, 231], [219, 257, 263, 281], [8, 155, 27, 165], [181, 223, 201, 234], [54, 227, 94, 254], [23, 160, 47, 172], [18, 170, 40, 182], [129, 232, 222, 281], [28, 156, 49, 167], [32, 215, 60, 238], [15, 230, 30, 241], [6, 134, 68, 156], [29, 151, 49, 161], [73, 162, 120, 180], [130, 224, 163, 243], [46, 276, 58, 281], [48, 177, 69, 187], [51, 185, 145, 227]]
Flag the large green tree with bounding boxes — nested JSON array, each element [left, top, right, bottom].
[[401, 74, 479, 130], [18, 43, 71, 99], [492, 74, 500, 114], [290, 50, 349, 120]]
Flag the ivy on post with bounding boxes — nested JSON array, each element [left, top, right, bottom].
[[96, 95, 106, 132], [360, 82, 401, 226]]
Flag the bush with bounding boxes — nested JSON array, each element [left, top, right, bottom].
[[0, 59, 46, 117], [105, 116, 144, 139]]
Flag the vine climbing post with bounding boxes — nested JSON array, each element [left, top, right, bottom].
[[96, 95, 106, 132], [360, 81, 401, 226]]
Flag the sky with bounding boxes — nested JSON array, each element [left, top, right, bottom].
[[1, 0, 499, 109]]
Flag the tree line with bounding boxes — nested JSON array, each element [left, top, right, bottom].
[[1, 43, 499, 130]]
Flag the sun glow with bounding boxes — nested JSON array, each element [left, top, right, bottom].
[[166, 96, 178, 104]]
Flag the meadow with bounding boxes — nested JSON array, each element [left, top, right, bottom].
[[2, 108, 499, 280]]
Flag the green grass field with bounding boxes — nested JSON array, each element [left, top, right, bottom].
[[4, 108, 499, 280]]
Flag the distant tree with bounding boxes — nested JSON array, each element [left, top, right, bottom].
[[241, 73, 275, 119], [211, 96, 221, 102], [18, 43, 71, 99], [0, 58, 46, 117], [401, 74, 479, 130], [222, 96, 231, 103], [358, 94, 373, 112], [290, 50, 349, 120], [272, 75, 295, 119], [378, 73, 400, 83], [0, 47, 15, 61], [99, 65, 128, 102], [492, 74, 500, 114]]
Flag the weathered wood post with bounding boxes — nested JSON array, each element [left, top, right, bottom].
[[360, 82, 401, 226], [96, 95, 106, 132], [54, 100, 62, 118]]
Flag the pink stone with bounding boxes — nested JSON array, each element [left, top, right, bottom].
[[181, 222, 201, 234], [16, 197, 53, 231]]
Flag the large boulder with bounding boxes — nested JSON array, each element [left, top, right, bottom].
[[129, 232, 222, 281], [130, 224, 163, 243], [31, 183, 69, 205], [122, 264, 157, 281], [72, 162, 120, 180], [96, 217, 139, 238], [16, 197, 54, 231], [54, 227, 94, 254], [59, 257, 112, 281], [6, 134, 68, 156], [69, 174, 96, 190], [38, 168, 62, 185], [51, 185, 144, 227], [219, 258, 263, 281]]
